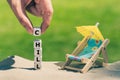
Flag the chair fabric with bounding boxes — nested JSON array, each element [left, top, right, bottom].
[[68, 38, 102, 61]]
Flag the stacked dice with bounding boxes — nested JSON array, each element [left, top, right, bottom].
[[33, 27, 42, 70]]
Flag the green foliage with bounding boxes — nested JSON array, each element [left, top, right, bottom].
[[0, 0, 120, 62]]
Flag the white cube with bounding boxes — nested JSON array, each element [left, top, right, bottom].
[[34, 40, 42, 48], [34, 48, 42, 56], [33, 27, 41, 36], [34, 62, 41, 69], [34, 55, 42, 62]]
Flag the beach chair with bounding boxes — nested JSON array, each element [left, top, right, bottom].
[[61, 23, 110, 73]]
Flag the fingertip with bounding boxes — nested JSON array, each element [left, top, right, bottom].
[[28, 31, 33, 35], [27, 28, 34, 35]]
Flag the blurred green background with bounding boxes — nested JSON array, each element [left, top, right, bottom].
[[0, 0, 120, 62]]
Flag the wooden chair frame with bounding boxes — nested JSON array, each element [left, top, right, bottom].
[[61, 35, 109, 73]]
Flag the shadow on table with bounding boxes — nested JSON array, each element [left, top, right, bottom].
[[54, 61, 120, 78], [0, 56, 15, 70], [0, 56, 35, 70]]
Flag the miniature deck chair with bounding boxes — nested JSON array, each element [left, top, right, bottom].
[[61, 23, 110, 73]]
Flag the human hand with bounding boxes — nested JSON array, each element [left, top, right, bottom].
[[7, 0, 53, 34]]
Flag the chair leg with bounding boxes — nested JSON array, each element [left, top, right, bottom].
[[81, 59, 94, 73], [61, 59, 72, 69], [101, 47, 108, 66], [81, 47, 101, 73]]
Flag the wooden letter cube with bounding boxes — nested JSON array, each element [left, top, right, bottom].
[[34, 40, 42, 48], [34, 62, 41, 69], [34, 48, 42, 57], [34, 55, 42, 62], [33, 27, 41, 36]]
